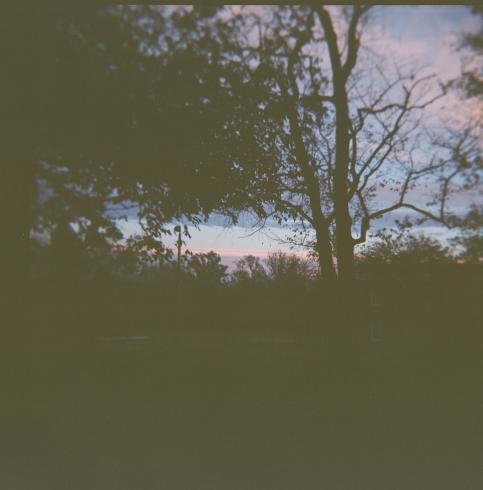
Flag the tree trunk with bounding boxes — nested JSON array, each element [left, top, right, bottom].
[[285, 89, 337, 280], [314, 222, 337, 281], [333, 88, 355, 281], [316, 6, 358, 281]]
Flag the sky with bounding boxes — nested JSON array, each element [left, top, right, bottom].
[[121, 6, 481, 268]]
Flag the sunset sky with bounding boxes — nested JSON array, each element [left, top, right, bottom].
[[121, 5, 481, 267]]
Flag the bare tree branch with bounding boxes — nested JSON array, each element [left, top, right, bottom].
[[369, 202, 448, 225]]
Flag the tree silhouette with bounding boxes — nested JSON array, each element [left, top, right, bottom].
[[153, 6, 480, 280], [183, 251, 228, 285], [264, 251, 317, 283], [231, 255, 268, 284], [358, 228, 453, 280], [5, 6, 481, 285], [450, 205, 483, 264], [457, 6, 483, 99], [4, 5, 263, 280]]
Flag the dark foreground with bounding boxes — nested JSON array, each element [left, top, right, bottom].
[[2, 278, 482, 490]]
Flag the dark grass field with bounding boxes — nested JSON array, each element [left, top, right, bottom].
[[2, 278, 482, 490]]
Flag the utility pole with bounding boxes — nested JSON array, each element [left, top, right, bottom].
[[174, 225, 182, 271]]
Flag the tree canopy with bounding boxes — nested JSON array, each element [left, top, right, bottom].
[[5, 5, 481, 282]]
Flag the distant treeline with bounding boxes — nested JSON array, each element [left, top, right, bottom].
[[31, 224, 482, 285]]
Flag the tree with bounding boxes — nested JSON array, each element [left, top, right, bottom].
[[358, 228, 453, 279], [231, 255, 268, 284], [6, 6, 480, 284], [264, 251, 316, 283], [156, 6, 480, 280], [449, 205, 483, 264], [445, 8, 483, 265], [231, 252, 317, 285], [458, 6, 483, 99], [4, 5, 267, 282], [48, 221, 85, 280], [3, 5, 148, 282], [183, 251, 228, 285]]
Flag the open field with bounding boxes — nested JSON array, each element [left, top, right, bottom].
[[2, 279, 482, 490]]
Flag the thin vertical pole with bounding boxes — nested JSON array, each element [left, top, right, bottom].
[[176, 227, 182, 271]]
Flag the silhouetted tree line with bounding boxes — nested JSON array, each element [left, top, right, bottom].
[[2, 5, 481, 288], [23, 240, 481, 350], [32, 226, 481, 287]]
